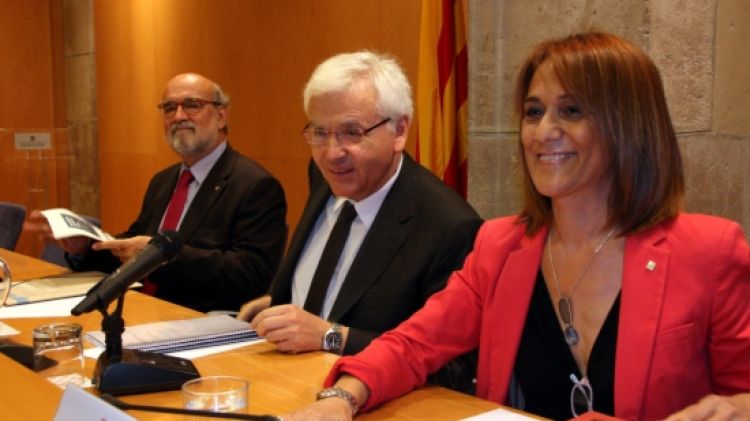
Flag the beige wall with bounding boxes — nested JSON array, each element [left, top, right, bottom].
[[467, 0, 750, 233], [92, 0, 421, 235]]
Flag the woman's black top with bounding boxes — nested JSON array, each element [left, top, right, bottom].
[[513, 270, 620, 420]]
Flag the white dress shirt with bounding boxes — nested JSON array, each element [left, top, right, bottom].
[[291, 155, 404, 319], [160, 141, 227, 230]]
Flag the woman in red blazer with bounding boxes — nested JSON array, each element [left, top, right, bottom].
[[284, 33, 750, 420]]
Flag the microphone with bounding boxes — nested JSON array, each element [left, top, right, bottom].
[[71, 231, 183, 315]]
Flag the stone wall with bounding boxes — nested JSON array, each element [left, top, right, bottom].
[[468, 0, 750, 233], [63, 0, 99, 218]]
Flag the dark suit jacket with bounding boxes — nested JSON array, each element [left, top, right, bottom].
[[271, 153, 482, 353], [73, 144, 287, 312]]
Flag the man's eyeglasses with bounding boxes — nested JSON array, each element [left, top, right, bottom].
[[302, 118, 391, 147], [157, 98, 223, 118]]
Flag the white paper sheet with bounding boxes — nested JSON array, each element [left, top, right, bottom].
[[0, 320, 20, 336], [53, 384, 136, 421], [0, 296, 81, 318], [461, 408, 540, 420]]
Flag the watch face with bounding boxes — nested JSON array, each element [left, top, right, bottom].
[[325, 330, 342, 351]]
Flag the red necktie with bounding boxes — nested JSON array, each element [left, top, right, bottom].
[[161, 169, 194, 231], [142, 169, 194, 295]]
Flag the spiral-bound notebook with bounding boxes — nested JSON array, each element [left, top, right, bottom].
[[85, 314, 260, 354]]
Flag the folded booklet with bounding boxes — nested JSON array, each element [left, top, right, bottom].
[[85, 315, 260, 354], [40, 208, 113, 242]]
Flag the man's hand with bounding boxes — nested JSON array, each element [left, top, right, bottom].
[[237, 295, 272, 321], [665, 394, 750, 421], [24, 210, 90, 255], [250, 304, 332, 353], [92, 236, 151, 262]]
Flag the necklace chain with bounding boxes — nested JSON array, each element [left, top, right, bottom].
[[548, 227, 616, 346]]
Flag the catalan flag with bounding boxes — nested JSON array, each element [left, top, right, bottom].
[[416, 0, 468, 198]]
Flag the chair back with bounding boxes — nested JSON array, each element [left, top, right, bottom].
[[0, 201, 27, 250]]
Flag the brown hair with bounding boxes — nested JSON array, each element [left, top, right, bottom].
[[515, 32, 684, 236]]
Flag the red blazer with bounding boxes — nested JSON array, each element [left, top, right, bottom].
[[328, 214, 750, 420]]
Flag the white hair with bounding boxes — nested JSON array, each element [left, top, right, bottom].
[[303, 51, 413, 122]]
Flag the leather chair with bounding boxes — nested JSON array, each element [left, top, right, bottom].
[[0, 201, 26, 250]]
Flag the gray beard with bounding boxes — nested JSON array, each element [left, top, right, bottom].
[[168, 127, 210, 157]]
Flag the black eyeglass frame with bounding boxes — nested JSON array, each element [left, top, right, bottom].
[[301, 117, 392, 147], [157, 98, 224, 117]]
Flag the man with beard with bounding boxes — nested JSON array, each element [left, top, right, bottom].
[[28, 73, 287, 312]]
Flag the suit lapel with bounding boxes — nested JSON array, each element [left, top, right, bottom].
[[147, 166, 181, 234], [327, 157, 416, 321], [614, 225, 669, 419], [271, 184, 331, 303], [178, 147, 235, 240], [485, 230, 545, 403]]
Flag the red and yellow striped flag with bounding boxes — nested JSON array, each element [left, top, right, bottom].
[[416, 0, 468, 198]]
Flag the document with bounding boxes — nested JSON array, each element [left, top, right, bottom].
[[54, 384, 136, 421], [2, 272, 106, 306], [461, 408, 540, 420], [85, 314, 261, 354], [40, 208, 113, 241]]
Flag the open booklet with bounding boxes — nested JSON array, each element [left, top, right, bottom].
[[85, 314, 260, 354], [40, 208, 114, 242]]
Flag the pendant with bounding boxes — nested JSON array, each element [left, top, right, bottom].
[[564, 325, 579, 345]]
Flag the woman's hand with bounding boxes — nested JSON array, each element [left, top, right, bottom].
[[665, 393, 750, 421], [280, 397, 353, 421]]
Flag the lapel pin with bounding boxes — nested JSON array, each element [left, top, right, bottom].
[[646, 260, 656, 271], [214, 185, 220, 192]]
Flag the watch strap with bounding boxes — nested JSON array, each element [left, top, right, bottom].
[[316, 386, 358, 414]]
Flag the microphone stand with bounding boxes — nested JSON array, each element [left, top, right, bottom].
[[92, 292, 200, 396]]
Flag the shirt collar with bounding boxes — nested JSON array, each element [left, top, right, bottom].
[[181, 141, 227, 184], [332, 153, 403, 229]]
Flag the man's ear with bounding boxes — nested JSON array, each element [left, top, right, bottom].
[[217, 105, 229, 131], [393, 117, 409, 152], [395, 117, 408, 136]]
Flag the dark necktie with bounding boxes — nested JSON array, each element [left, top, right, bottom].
[[303, 201, 357, 316], [142, 169, 193, 295]]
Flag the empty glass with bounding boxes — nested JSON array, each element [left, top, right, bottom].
[[182, 376, 248, 414], [33, 322, 85, 388]]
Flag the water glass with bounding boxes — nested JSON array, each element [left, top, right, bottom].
[[33, 322, 85, 388], [182, 376, 248, 413]]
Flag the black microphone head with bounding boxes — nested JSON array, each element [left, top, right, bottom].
[[150, 231, 184, 261]]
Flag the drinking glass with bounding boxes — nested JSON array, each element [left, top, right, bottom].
[[182, 376, 248, 413], [33, 322, 86, 387]]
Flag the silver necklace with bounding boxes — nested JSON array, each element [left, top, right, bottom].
[[548, 227, 616, 346]]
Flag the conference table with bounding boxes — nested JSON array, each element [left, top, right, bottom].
[[0, 249, 505, 420]]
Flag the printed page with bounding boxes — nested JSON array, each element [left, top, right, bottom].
[[40, 208, 113, 241]]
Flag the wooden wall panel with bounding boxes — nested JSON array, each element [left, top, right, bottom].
[[94, 0, 421, 238], [0, 0, 67, 256]]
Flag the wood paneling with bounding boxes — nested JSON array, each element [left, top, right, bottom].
[[93, 0, 421, 237], [0, 0, 68, 256]]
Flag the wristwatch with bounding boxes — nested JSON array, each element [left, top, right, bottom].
[[316, 386, 358, 414], [322, 323, 343, 353]]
